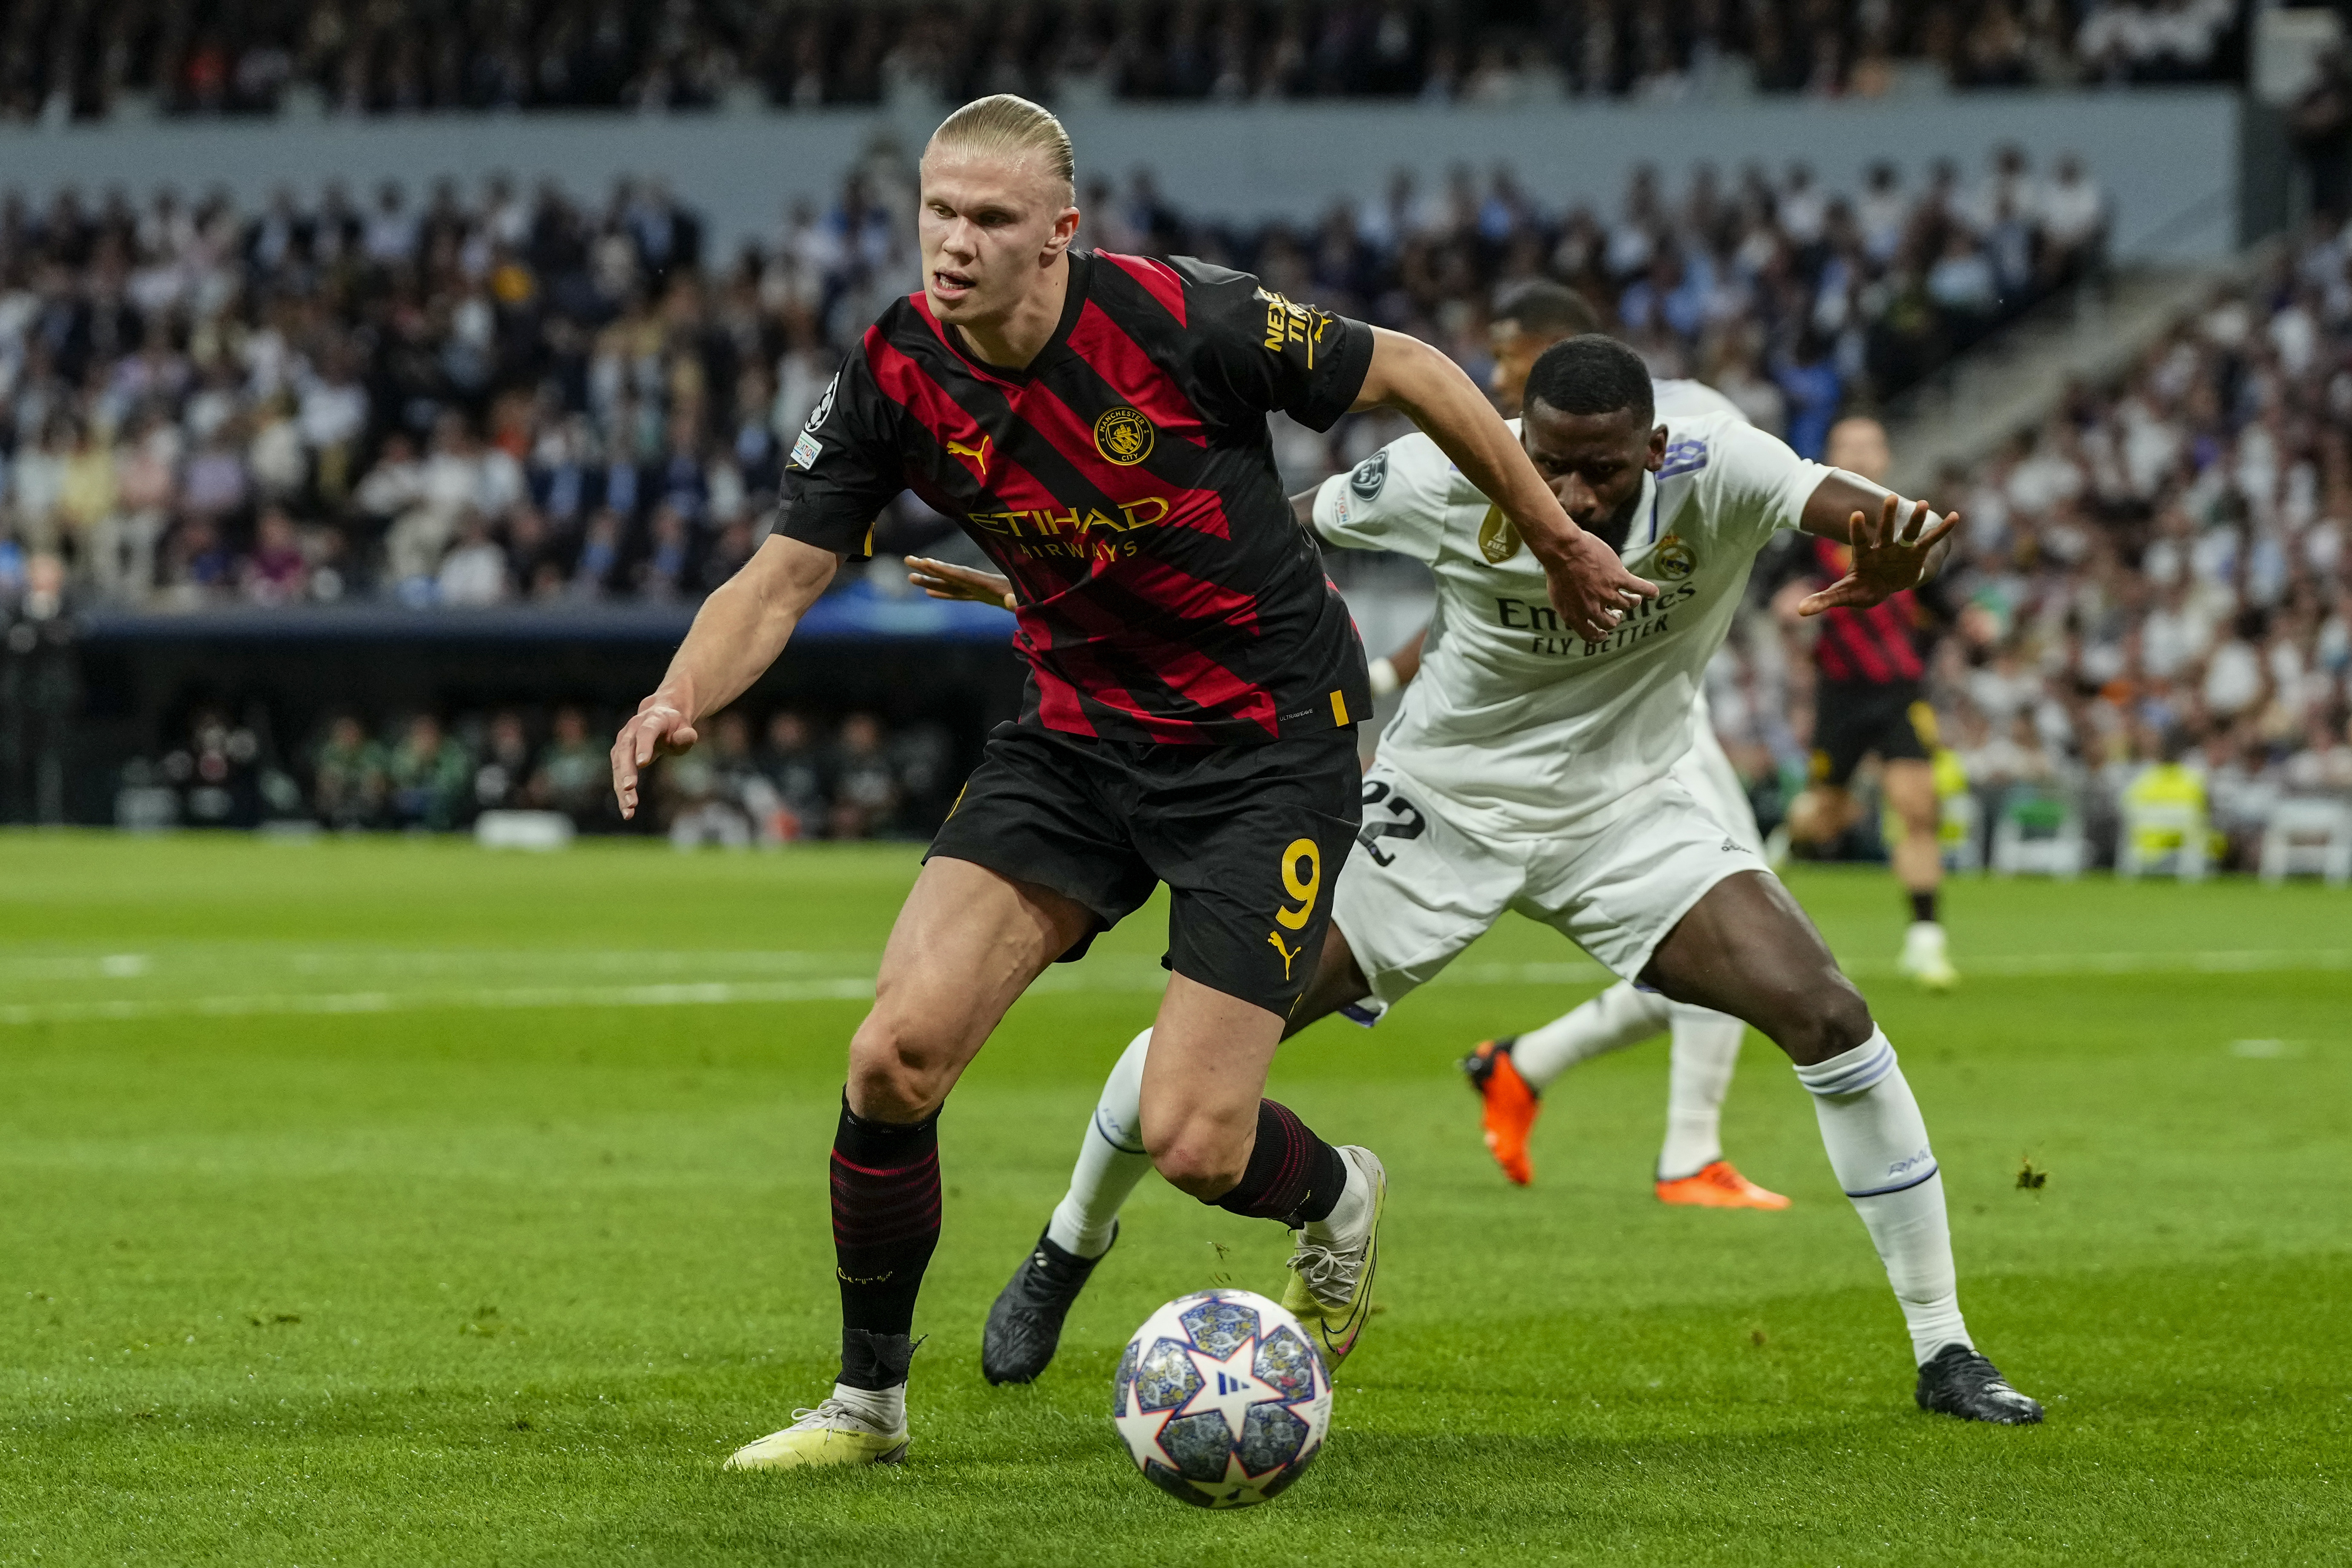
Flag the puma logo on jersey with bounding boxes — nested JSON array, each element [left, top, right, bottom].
[[1266, 929, 1303, 978], [946, 435, 992, 477]]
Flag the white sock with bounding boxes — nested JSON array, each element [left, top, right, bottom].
[[1044, 1027, 1153, 1260], [1511, 981, 1672, 1090], [828, 1380, 905, 1432], [1658, 1004, 1743, 1180], [1793, 1028, 1972, 1366], [1302, 1149, 1370, 1244]]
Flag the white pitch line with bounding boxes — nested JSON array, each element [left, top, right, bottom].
[[0, 977, 881, 1028], [0, 947, 2347, 1029], [0, 949, 874, 982]]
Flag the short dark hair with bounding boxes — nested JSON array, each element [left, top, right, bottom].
[[1524, 334, 1654, 423], [1494, 280, 1600, 339]]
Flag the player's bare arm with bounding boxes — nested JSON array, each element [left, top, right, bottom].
[[1353, 327, 1655, 644], [1794, 482, 1960, 617], [610, 534, 839, 818]]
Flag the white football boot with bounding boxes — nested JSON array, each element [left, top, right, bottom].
[[1279, 1145, 1387, 1371], [725, 1397, 909, 1471], [1897, 921, 1958, 992]]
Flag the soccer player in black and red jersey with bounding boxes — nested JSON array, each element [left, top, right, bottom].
[[1782, 416, 1960, 989], [607, 95, 1655, 1471]]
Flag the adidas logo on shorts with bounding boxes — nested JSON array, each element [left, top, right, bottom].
[[1721, 838, 1739, 852]]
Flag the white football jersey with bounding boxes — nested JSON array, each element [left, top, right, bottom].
[[1652, 377, 1749, 426], [1315, 408, 1825, 841], [1652, 378, 1752, 743]]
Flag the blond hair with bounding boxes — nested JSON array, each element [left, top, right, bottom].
[[926, 95, 1076, 199]]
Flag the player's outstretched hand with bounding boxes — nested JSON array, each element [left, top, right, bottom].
[[610, 703, 698, 821], [1799, 494, 1960, 617], [905, 555, 1016, 610], [1539, 526, 1659, 644]]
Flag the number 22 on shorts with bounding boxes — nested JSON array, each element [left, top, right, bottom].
[[1264, 837, 1321, 980]]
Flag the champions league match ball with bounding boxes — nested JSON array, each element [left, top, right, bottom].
[[1110, 1288, 1333, 1508]]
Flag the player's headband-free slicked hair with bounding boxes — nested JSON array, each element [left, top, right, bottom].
[[927, 94, 1077, 201], [1524, 333, 1655, 423], [1494, 279, 1600, 339]]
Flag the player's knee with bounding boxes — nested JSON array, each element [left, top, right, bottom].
[[1146, 1121, 1249, 1200], [1785, 789, 1843, 844], [1782, 971, 1875, 1065], [846, 1013, 953, 1121]]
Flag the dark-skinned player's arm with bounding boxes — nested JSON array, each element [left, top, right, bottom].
[[1286, 484, 1431, 694], [904, 554, 1016, 610], [1792, 472, 1960, 618], [1351, 328, 1654, 644], [610, 534, 841, 818]]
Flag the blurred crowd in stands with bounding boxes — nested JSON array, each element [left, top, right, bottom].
[[46, 207, 2352, 872], [0, 0, 2242, 123], [0, 142, 2106, 608], [1706, 222, 2352, 873], [112, 702, 958, 840]]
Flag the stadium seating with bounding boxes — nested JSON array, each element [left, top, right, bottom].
[[0, 2, 2243, 121], [2257, 797, 2352, 886], [0, 147, 2105, 615]]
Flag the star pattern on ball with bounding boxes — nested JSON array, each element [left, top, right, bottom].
[[1172, 1337, 1287, 1438], [1111, 1290, 1333, 1509]]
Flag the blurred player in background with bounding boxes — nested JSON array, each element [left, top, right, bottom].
[[1780, 416, 1960, 990], [611, 95, 1655, 1473], [1390, 281, 1787, 1208], [932, 335, 2043, 1426]]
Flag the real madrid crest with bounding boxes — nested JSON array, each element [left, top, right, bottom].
[[1093, 406, 1155, 466], [1477, 505, 1522, 564], [1653, 532, 1697, 581]]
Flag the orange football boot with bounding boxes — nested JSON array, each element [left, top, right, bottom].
[[1460, 1038, 1540, 1186], [1655, 1159, 1791, 1209]]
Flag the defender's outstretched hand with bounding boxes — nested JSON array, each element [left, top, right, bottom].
[[610, 702, 698, 820], [906, 555, 1016, 610], [1799, 494, 1959, 617], [1539, 529, 1658, 644]]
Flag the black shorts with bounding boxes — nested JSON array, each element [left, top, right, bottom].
[[928, 722, 1361, 1016], [1811, 678, 1932, 788]]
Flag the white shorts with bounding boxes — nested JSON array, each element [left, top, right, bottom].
[[1334, 758, 1771, 1015], [1676, 722, 1763, 856]]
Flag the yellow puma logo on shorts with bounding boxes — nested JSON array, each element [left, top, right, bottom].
[[1266, 929, 1303, 979]]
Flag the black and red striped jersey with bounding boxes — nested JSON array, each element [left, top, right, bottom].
[[778, 250, 1374, 746], [1806, 535, 1929, 685]]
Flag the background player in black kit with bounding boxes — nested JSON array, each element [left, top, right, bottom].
[[607, 94, 1656, 1470], [1779, 416, 1963, 990]]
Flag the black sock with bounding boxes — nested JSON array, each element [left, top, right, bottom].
[[1910, 888, 1938, 924], [840, 1329, 916, 1393], [830, 1095, 940, 1389], [1211, 1099, 1348, 1226]]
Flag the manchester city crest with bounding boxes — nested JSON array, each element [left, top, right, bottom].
[[1654, 533, 1698, 581], [1094, 406, 1156, 466]]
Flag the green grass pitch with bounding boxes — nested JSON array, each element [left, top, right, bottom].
[[0, 832, 2345, 1564]]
